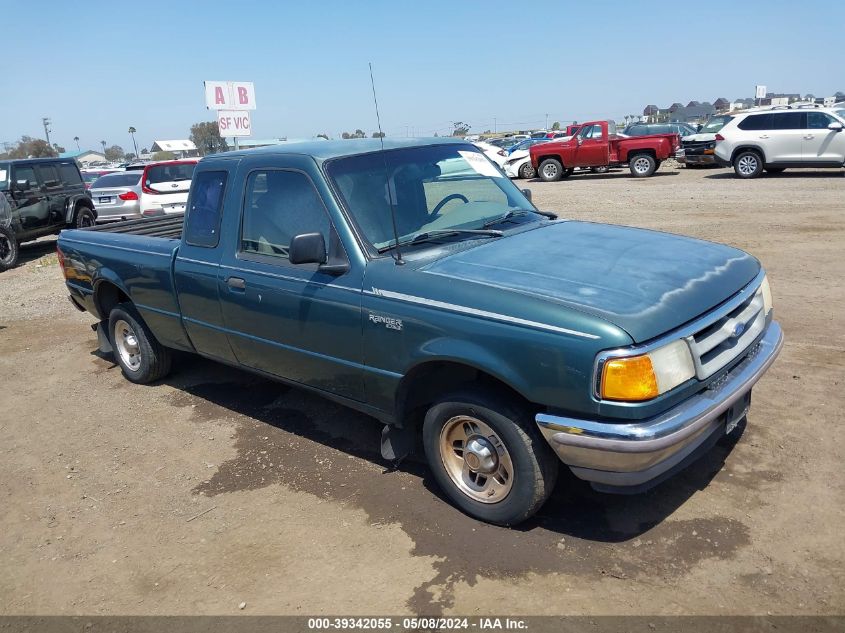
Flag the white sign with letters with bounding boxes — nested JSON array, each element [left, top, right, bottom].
[[217, 110, 252, 137], [204, 81, 256, 110]]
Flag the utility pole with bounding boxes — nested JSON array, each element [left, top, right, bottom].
[[545, 113, 549, 129], [42, 117, 52, 146], [494, 117, 497, 134]]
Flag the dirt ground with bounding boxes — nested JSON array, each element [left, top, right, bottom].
[[1, 164, 843, 616]]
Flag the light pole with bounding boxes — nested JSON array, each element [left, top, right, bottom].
[[545, 113, 549, 129], [42, 117, 52, 146], [128, 127, 138, 157]]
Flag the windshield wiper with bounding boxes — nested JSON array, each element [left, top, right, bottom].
[[377, 229, 503, 253], [482, 209, 556, 228]]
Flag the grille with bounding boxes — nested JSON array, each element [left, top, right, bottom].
[[685, 286, 767, 380]]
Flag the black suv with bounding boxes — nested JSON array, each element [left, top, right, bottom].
[[0, 158, 96, 271]]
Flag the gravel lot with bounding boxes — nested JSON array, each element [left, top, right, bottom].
[[1, 164, 843, 616]]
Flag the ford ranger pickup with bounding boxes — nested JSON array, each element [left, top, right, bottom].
[[530, 120, 680, 180], [57, 138, 782, 525]]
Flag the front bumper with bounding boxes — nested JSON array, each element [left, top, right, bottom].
[[535, 321, 783, 491], [683, 154, 718, 165]]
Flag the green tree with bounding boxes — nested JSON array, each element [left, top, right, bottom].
[[140, 147, 149, 155], [316, 133, 329, 140], [190, 121, 229, 156], [100, 140, 106, 155], [52, 143, 66, 153], [371, 131, 385, 138], [452, 121, 470, 137], [551, 121, 561, 131], [128, 126, 139, 157], [6, 136, 58, 158], [124, 152, 137, 161], [152, 150, 176, 161], [73, 136, 80, 151], [104, 145, 125, 161]]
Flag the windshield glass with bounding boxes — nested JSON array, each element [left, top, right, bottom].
[[834, 109, 845, 121], [327, 145, 537, 251], [699, 115, 733, 133], [90, 172, 142, 188], [146, 163, 195, 184]]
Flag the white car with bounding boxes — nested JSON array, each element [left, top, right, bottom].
[[503, 150, 535, 179], [473, 141, 508, 168], [127, 159, 199, 215], [714, 105, 845, 178]]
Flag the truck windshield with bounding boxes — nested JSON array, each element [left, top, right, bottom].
[[327, 145, 537, 251]]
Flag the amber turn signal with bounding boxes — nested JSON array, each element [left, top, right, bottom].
[[601, 355, 659, 401]]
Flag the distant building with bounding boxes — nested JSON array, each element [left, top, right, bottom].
[[643, 105, 659, 116], [686, 100, 700, 108], [670, 103, 716, 123], [668, 102, 684, 113], [58, 149, 106, 165], [151, 140, 198, 158], [713, 98, 730, 111]]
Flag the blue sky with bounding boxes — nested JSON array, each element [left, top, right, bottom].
[[3, 0, 843, 152]]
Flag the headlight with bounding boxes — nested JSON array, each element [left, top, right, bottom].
[[600, 339, 695, 401], [761, 275, 773, 315]]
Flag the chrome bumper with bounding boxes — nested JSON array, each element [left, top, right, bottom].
[[536, 321, 783, 490]]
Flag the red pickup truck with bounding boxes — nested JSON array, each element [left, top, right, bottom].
[[530, 120, 680, 181]]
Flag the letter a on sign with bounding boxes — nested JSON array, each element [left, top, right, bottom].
[[215, 87, 226, 105]]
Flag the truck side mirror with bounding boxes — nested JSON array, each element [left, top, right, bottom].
[[289, 232, 327, 265], [829, 122, 844, 131], [521, 188, 532, 201]]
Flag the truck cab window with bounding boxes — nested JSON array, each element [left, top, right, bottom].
[[241, 170, 330, 261], [185, 171, 227, 248]]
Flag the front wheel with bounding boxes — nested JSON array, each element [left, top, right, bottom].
[[518, 162, 536, 179], [75, 205, 96, 228], [629, 154, 657, 177], [0, 226, 20, 272], [422, 390, 559, 525], [538, 158, 563, 182], [733, 150, 763, 178], [109, 302, 172, 384]]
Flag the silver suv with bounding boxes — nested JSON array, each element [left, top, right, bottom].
[[714, 104, 845, 178]]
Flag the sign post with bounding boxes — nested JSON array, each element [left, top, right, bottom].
[[204, 81, 256, 151]]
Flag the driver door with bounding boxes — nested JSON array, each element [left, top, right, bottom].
[[10, 163, 50, 231], [574, 124, 609, 166], [217, 159, 364, 401]]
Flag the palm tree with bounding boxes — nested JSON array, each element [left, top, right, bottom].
[[73, 136, 80, 151], [128, 127, 138, 157], [100, 140, 106, 157]]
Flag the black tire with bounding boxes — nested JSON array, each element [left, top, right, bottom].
[[74, 205, 96, 228], [0, 226, 20, 272], [629, 153, 657, 177], [518, 162, 536, 179], [733, 150, 764, 179], [560, 167, 574, 179], [108, 302, 172, 384], [765, 167, 786, 174], [422, 388, 559, 526], [538, 158, 564, 182]]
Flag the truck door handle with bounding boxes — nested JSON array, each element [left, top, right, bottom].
[[226, 276, 246, 290], [758, 135, 770, 139], [804, 135, 814, 140]]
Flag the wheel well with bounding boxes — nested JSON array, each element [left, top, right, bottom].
[[394, 361, 531, 432], [73, 198, 96, 221], [730, 145, 765, 164], [94, 281, 130, 320], [535, 154, 563, 167], [627, 149, 656, 161]]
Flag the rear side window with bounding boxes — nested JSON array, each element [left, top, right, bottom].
[[37, 164, 60, 188], [772, 112, 803, 129], [738, 114, 774, 130], [185, 171, 227, 248], [59, 163, 83, 185], [13, 165, 38, 189]]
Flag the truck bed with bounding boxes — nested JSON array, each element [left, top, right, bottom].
[[87, 214, 184, 239]]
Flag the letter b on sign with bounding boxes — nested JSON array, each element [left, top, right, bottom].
[[238, 87, 249, 105]]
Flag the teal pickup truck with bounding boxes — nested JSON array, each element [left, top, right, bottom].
[[58, 138, 783, 525]]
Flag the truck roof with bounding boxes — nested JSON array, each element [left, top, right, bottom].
[[218, 137, 469, 162]]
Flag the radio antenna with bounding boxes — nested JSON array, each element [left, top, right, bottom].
[[369, 62, 404, 265]]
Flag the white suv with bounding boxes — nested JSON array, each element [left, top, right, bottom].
[[714, 105, 845, 178], [126, 159, 198, 216]]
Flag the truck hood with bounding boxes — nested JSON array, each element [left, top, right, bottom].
[[421, 221, 760, 343]]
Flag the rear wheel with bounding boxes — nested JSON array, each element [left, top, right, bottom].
[[629, 153, 657, 177], [733, 150, 764, 178], [0, 226, 20, 272], [538, 158, 564, 182], [518, 162, 536, 179], [108, 302, 172, 384], [422, 389, 559, 525], [74, 205, 96, 228]]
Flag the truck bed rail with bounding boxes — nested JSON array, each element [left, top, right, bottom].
[[85, 214, 184, 239]]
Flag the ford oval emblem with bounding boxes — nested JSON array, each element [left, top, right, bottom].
[[731, 323, 745, 338]]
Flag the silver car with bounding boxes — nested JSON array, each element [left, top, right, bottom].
[[89, 172, 143, 222]]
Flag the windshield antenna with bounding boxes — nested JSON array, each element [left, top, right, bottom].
[[369, 62, 404, 265]]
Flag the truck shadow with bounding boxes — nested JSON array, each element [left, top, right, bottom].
[[528, 171, 680, 183], [705, 170, 845, 179], [162, 354, 738, 544], [15, 238, 59, 267]]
